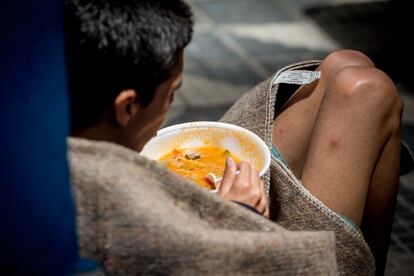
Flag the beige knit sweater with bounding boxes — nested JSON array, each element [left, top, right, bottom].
[[68, 61, 375, 275]]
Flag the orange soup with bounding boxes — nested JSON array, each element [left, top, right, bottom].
[[158, 146, 241, 190]]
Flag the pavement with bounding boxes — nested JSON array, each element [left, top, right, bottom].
[[164, 0, 414, 274]]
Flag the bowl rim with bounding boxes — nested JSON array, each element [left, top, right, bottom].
[[154, 121, 271, 177]]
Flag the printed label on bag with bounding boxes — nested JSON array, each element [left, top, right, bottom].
[[274, 70, 321, 85]]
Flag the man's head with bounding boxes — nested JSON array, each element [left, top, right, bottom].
[[65, 0, 193, 151]]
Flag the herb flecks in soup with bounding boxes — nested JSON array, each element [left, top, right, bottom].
[[159, 147, 241, 190]]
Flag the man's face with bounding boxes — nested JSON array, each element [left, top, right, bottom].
[[130, 51, 184, 151]]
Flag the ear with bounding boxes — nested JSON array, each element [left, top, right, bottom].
[[114, 89, 140, 127]]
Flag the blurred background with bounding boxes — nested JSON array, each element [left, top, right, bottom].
[[165, 0, 414, 274], [1, 0, 412, 274]]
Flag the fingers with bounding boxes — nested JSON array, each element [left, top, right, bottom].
[[236, 161, 251, 187], [234, 161, 259, 207], [256, 176, 269, 218], [218, 160, 269, 218], [219, 157, 237, 194], [263, 205, 270, 218], [243, 165, 259, 207]]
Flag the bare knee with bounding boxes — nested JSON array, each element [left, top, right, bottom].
[[328, 67, 403, 126], [324, 50, 375, 68], [319, 50, 375, 78]]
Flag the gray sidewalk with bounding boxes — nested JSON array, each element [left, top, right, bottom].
[[165, 0, 414, 274]]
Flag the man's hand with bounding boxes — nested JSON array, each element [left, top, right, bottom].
[[218, 157, 269, 218]]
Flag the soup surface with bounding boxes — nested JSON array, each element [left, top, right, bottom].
[[158, 146, 241, 190]]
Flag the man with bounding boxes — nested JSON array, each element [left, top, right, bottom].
[[65, 0, 411, 274], [65, 0, 267, 216]]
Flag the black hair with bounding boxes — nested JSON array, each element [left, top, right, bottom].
[[65, 0, 193, 131]]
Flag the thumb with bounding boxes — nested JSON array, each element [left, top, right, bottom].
[[219, 157, 236, 194]]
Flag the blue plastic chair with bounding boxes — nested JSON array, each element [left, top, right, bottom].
[[0, 1, 96, 274]]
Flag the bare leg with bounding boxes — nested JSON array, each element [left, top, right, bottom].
[[273, 50, 375, 177], [272, 50, 403, 274], [299, 66, 402, 222], [362, 130, 401, 275], [300, 67, 402, 275]]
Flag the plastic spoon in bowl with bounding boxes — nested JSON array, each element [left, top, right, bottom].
[[206, 171, 240, 191], [206, 173, 222, 187]]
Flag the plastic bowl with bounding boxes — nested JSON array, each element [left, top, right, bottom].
[[141, 121, 271, 189]]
